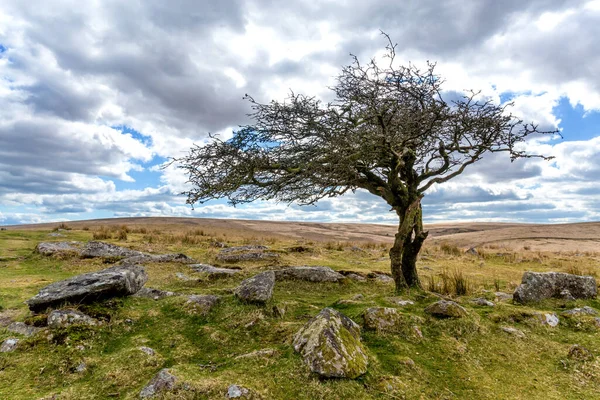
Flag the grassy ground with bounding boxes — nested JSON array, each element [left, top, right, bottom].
[[1, 223, 600, 399]]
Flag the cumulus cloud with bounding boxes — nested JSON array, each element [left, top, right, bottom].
[[0, 0, 599, 225]]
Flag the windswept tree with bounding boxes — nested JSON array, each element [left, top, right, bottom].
[[175, 34, 553, 292]]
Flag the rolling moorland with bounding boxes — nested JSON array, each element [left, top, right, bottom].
[[1, 217, 600, 399]]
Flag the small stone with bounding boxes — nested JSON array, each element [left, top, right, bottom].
[[471, 298, 495, 307], [466, 247, 478, 255], [373, 274, 394, 283], [272, 305, 286, 318], [501, 326, 525, 338], [227, 384, 251, 399], [274, 266, 344, 282], [495, 292, 513, 302], [387, 297, 414, 306], [133, 287, 177, 300], [412, 326, 423, 339], [235, 348, 277, 359], [190, 264, 240, 279], [542, 313, 559, 327], [175, 272, 191, 281], [424, 300, 467, 318], [363, 307, 412, 332], [346, 273, 366, 281], [398, 357, 415, 367], [7, 322, 42, 337], [0, 338, 19, 352], [560, 289, 576, 301], [47, 309, 99, 329], [351, 294, 365, 301], [139, 368, 177, 398], [139, 346, 156, 356], [568, 344, 594, 361], [234, 271, 275, 305], [75, 362, 87, 373]]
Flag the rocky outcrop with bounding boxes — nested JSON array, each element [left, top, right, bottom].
[[35, 241, 82, 256], [234, 271, 275, 304], [513, 272, 597, 304], [47, 309, 99, 328], [139, 368, 177, 398], [133, 287, 177, 300], [80, 241, 144, 259], [190, 264, 241, 279], [274, 266, 344, 283], [26, 264, 148, 312], [292, 308, 368, 379], [424, 300, 467, 318]]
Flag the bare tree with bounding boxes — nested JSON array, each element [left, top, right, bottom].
[[174, 33, 555, 292]]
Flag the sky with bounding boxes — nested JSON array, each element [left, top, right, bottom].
[[1, 0, 600, 226]]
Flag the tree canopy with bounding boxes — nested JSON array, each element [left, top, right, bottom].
[[175, 33, 554, 291]]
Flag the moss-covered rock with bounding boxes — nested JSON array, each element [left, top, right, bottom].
[[292, 307, 368, 379], [362, 307, 422, 333]]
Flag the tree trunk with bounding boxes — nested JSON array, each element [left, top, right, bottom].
[[389, 198, 429, 292]]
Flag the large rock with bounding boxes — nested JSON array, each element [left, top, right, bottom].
[[26, 264, 148, 312], [35, 241, 82, 256], [275, 266, 344, 283], [513, 272, 597, 304], [47, 309, 99, 328], [234, 271, 275, 304], [190, 264, 241, 279], [292, 308, 368, 379], [139, 368, 177, 398], [424, 300, 467, 318], [80, 241, 144, 259]]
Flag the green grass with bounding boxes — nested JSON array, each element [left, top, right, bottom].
[[1, 227, 600, 399]]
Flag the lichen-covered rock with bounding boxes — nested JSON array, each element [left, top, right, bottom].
[[139, 346, 156, 356], [6, 322, 42, 337], [226, 384, 255, 399], [495, 292, 513, 302], [363, 307, 404, 331], [121, 253, 195, 264], [424, 300, 467, 318], [274, 266, 344, 283], [234, 271, 275, 305], [217, 252, 280, 262], [190, 264, 241, 279], [47, 309, 99, 328], [292, 307, 368, 379], [26, 264, 148, 312], [534, 312, 559, 327], [80, 241, 144, 259], [133, 287, 177, 300], [386, 297, 414, 306], [35, 241, 82, 256], [370, 273, 394, 283], [139, 368, 177, 398], [186, 294, 220, 315], [0, 338, 19, 352], [562, 306, 598, 316], [513, 272, 597, 304]]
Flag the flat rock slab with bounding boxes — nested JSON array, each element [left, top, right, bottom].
[[190, 264, 241, 279], [562, 306, 598, 316], [80, 241, 145, 259], [35, 241, 82, 256], [219, 245, 269, 254], [6, 322, 42, 337], [501, 326, 526, 338], [274, 266, 344, 283], [513, 271, 597, 304], [293, 307, 368, 379], [47, 309, 99, 328], [425, 300, 467, 318], [186, 294, 220, 315], [121, 253, 195, 264], [217, 252, 279, 262], [0, 338, 19, 352], [140, 368, 177, 398], [26, 264, 148, 312], [234, 271, 275, 304], [133, 287, 177, 300]]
